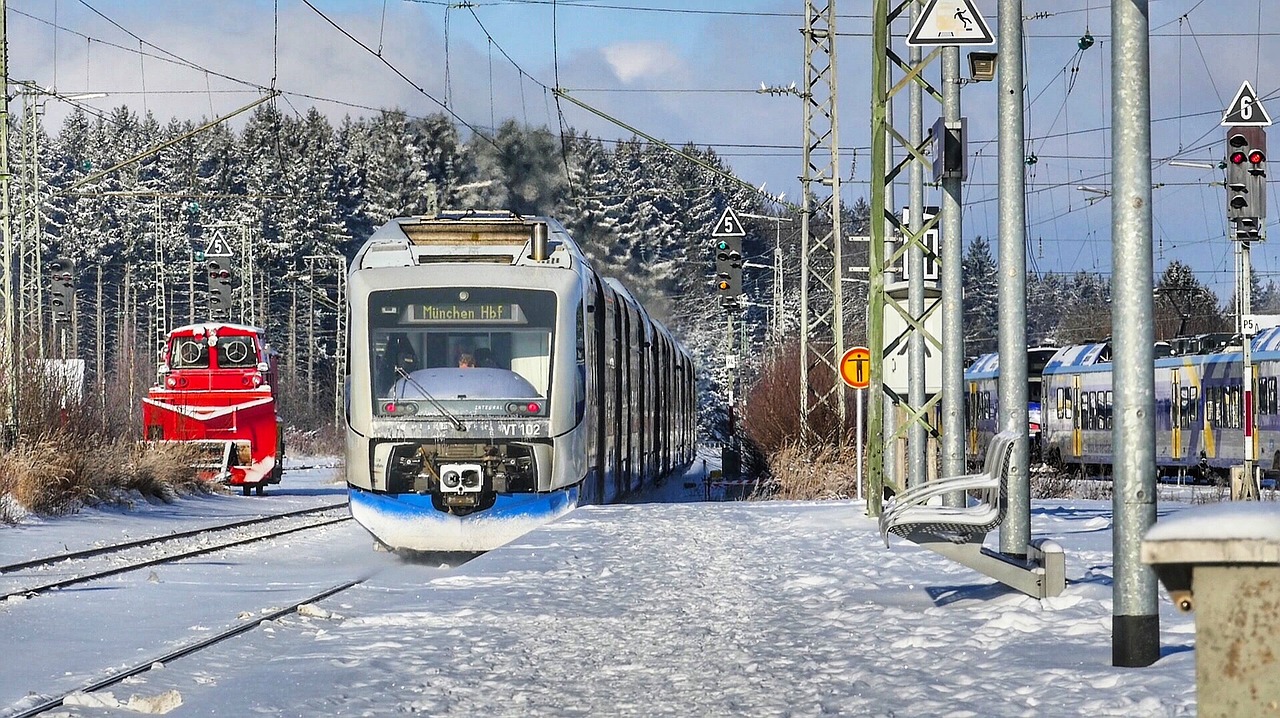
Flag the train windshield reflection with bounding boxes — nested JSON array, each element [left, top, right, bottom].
[[367, 287, 556, 409]]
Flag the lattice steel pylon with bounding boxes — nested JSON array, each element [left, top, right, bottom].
[[304, 254, 348, 428], [799, 0, 846, 442], [866, 0, 946, 516], [17, 89, 44, 362]]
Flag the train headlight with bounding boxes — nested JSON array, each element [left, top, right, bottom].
[[438, 463, 484, 494], [166, 376, 177, 388]]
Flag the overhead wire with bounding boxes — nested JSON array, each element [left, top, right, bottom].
[[297, 0, 499, 149]]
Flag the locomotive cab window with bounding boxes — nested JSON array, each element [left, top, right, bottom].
[[171, 339, 210, 369], [367, 287, 556, 412], [216, 337, 258, 369]]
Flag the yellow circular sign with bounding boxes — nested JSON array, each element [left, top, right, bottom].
[[840, 346, 871, 389]]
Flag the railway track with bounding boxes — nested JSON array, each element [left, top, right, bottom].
[[0, 502, 352, 601], [6, 579, 363, 718]]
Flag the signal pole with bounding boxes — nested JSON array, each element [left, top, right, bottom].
[[711, 207, 746, 480], [1224, 122, 1267, 500]]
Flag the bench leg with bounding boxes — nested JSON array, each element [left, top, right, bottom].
[[912, 536, 1066, 599]]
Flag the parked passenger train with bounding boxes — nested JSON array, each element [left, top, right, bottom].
[[964, 328, 1280, 480], [964, 347, 1059, 463], [344, 211, 697, 551]]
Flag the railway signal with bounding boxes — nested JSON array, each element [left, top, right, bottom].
[[1227, 125, 1267, 238], [713, 235, 743, 299], [206, 258, 234, 317], [47, 257, 75, 322]]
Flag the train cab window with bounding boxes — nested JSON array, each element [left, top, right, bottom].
[[171, 339, 210, 369], [216, 337, 258, 369], [367, 287, 556, 406]]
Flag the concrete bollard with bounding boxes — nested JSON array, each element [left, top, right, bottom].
[[1141, 502, 1280, 717]]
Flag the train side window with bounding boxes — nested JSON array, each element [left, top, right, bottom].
[[1104, 390, 1113, 430], [1055, 387, 1065, 420], [1187, 386, 1199, 425], [1084, 392, 1094, 430]]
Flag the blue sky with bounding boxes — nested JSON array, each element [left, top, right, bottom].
[[7, 1, 1280, 299]]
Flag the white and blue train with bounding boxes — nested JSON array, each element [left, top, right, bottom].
[[345, 211, 697, 551], [964, 329, 1280, 480]]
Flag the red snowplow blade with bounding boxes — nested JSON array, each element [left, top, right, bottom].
[[142, 390, 280, 487]]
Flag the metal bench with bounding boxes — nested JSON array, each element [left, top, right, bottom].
[[879, 431, 1017, 547], [878, 430, 1066, 599]]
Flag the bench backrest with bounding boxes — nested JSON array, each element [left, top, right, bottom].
[[976, 431, 1020, 517], [981, 432, 1014, 477]]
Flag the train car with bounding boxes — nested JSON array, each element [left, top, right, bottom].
[[963, 346, 1058, 466], [344, 211, 697, 552], [142, 322, 284, 495], [1038, 327, 1280, 480]]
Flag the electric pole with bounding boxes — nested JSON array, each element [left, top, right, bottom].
[[0, 0, 19, 440]]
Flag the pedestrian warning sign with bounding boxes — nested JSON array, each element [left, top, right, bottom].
[[906, 0, 995, 47], [840, 346, 872, 389], [1221, 80, 1272, 127]]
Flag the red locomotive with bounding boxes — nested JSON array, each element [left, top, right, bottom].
[[142, 323, 284, 495]]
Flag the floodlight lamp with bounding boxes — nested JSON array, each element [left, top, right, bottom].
[[968, 51, 998, 82]]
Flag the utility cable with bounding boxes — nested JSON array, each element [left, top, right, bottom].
[[298, 0, 498, 149]]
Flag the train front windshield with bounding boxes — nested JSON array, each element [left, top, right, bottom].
[[367, 287, 556, 414]]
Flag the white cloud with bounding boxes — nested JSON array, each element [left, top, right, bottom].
[[601, 42, 680, 84]]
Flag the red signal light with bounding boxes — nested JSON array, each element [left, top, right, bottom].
[[1249, 149, 1266, 164], [1231, 151, 1248, 165]]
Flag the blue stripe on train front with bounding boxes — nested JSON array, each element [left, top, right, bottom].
[[347, 485, 580, 552]]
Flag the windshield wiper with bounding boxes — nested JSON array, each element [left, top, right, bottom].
[[393, 366, 467, 432]]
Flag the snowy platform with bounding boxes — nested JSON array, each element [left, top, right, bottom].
[[2, 468, 1202, 716]]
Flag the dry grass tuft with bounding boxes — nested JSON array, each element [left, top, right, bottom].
[[284, 424, 345, 458], [0, 432, 217, 523], [752, 441, 862, 501]]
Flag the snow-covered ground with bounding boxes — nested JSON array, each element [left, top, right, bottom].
[[0, 455, 1210, 717]]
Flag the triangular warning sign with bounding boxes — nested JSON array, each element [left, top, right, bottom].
[[906, 0, 995, 47], [205, 235, 234, 258], [1221, 80, 1272, 127], [711, 207, 746, 237]]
